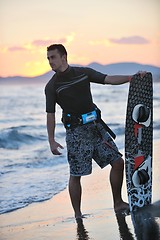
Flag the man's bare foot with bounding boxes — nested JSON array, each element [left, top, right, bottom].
[[114, 201, 129, 213], [75, 212, 83, 220], [75, 214, 90, 222], [75, 215, 83, 219], [75, 214, 86, 223]]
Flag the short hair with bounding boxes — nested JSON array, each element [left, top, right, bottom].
[[47, 44, 67, 57]]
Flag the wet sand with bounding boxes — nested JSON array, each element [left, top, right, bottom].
[[0, 141, 160, 240]]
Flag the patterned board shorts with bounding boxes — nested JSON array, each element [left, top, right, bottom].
[[66, 122, 122, 176]]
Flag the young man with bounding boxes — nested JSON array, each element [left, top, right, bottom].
[[45, 44, 144, 219]]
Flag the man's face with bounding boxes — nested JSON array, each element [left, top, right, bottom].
[[47, 49, 65, 72]]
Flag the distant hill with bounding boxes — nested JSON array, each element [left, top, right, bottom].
[[0, 71, 53, 85], [0, 62, 160, 84], [88, 62, 160, 76]]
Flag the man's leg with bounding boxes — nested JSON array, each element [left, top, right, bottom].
[[110, 157, 129, 211], [69, 175, 82, 218]]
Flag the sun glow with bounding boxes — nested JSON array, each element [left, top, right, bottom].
[[24, 61, 50, 77]]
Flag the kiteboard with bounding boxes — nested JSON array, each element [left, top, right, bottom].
[[125, 72, 153, 212]]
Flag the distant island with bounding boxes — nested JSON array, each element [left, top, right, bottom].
[[0, 62, 160, 84]]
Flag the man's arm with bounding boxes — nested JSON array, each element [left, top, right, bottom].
[[47, 113, 63, 155], [104, 71, 147, 85], [104, 75, 131, 85]]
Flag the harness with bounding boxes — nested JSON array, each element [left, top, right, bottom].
[[61, 107, 116, 140]]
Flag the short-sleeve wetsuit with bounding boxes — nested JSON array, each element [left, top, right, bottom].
[[45, 66, 121, 176], [45, 66, 106, 114]]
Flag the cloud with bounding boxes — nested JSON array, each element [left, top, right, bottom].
[[5, 33, 76, 53], [32, 38, 66, 47], [88, 36, 149, 47], [8, 46, 27, 51], [7, 44, 32, 52], [109, 36, 150, 44], [32, 33, 76, 47]]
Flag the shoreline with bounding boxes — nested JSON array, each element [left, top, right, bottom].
[[0, 140, 160, 240]]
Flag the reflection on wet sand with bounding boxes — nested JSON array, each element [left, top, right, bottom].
[[116, 212, 134, 240], [75, 202, 160, 240], [116, 202, 160, 240], [132, 202, 160, 240], [76, 218, 90, 240]]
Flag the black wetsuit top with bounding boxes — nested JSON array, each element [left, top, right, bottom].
[[45, 66, 106, 114]]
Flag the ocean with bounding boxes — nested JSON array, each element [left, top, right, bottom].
[[0, 79, 160, 214]]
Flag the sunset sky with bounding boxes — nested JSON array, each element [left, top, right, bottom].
[[0, 0, 160, 77]]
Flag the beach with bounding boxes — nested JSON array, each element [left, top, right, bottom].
[[0, 80, 160, 239], [0, 140, 160, 240]]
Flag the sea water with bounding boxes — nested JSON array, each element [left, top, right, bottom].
[[0, 80, 160, 214]]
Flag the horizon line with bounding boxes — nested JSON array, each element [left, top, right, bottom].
[[1, 61, 160, 78]]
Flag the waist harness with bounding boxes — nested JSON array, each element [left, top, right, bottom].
[[61, 108, 116, 139]]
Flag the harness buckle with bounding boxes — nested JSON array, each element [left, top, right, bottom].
[[81, 110, 97, 124], [61, 108, 116, 139]]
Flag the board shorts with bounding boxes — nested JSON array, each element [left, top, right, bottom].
[[66, 122, 122, 176]]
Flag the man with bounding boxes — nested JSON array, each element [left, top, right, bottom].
[[45, 44, 143, 219]]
